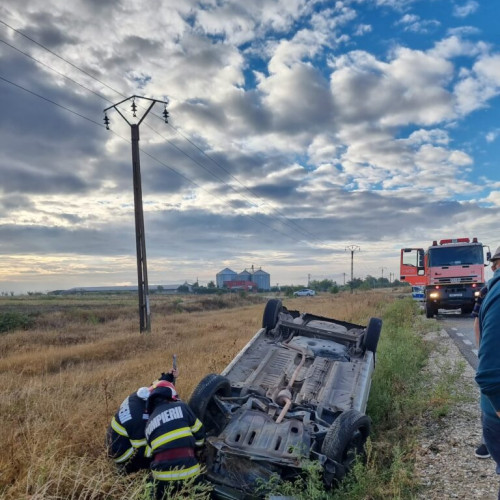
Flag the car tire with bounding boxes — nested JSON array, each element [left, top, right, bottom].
[[262, 298, 282, 332], [321, 410, 371, 485], [364, 317, 382, 354], [188, 374, 231, 435]]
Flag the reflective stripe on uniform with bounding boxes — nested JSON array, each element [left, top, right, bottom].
[[194, 439, 204, 447], [152, 463, 201, 481], [150, 427, 193, 452], [114, 446, 134, 463], [111, 416, 129, 437], [145, 445, 152, 458], [130, 438, 147, 448], [190, 418, 203, 433]]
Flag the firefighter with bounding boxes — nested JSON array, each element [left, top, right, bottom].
[[145, 381, 205, 499], [106, 370, 177, 474]]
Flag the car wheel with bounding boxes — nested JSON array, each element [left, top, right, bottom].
[[188, 374, 231, 435], [321, 410, 371, 485], [364, 317, 382, 354], [262, 298, 282, 332]]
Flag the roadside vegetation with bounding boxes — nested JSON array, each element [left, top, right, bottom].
[[0, 289, 460, 499]]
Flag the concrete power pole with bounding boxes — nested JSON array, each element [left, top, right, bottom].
[[103, 95, 169, 333], [345, 245, 360, 294]]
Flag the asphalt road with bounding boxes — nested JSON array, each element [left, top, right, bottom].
[[430, 308, 479, 370]]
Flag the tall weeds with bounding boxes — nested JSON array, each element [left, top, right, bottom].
[[0, 290, 451, 499]]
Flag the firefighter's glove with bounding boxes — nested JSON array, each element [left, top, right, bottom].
[[158, 368, 178, 382]]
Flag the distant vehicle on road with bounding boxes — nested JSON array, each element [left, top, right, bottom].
[[293, 288, 316, 296]]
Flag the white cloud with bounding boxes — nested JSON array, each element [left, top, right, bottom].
[[407, 129, 450, 146], [375, 0, 417, 10], [454, 54, 500, 115], [307, 134, 342, 164], [431, 35, 488, 59], [396, 13, 440, 34], [329, 47, 454, 127], [354, 24, 372, 36], [486, 130, 498, 143], [453, 1, 479, 18]]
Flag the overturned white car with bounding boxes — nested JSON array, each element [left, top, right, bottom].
[[189, 299, 382, 499]]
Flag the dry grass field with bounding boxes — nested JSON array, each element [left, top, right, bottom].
[[0, 290, 399, 499]]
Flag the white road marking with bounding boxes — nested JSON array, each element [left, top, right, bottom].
[[472, 349, 478, 356], [456, 332, 463, 337], [451, 327, 458, 331], [463, 339, 472, 346]]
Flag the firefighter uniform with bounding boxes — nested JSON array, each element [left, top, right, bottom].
[[145, 386, 205, 499], [106, 388, 151, 473]]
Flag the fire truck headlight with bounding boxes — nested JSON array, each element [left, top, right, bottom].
[[474, 290, 481, 297], [429, 292, 440, 299]]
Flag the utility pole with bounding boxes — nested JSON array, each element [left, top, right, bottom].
[[381, 266, 387, 280], [345, 245, 360, 294], [103, 95, 169, 333]]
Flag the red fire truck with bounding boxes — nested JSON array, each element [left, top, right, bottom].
[[400, 238, 491, 318]]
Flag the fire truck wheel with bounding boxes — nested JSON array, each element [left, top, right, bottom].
[[425, 302, 436, 318]]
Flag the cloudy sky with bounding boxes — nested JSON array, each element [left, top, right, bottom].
[[0, 0, 499, 293]]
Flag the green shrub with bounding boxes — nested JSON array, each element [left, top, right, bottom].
[[0, 312, 35, 333]]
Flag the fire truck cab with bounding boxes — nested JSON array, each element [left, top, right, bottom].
[[400, 238, 490, 318]]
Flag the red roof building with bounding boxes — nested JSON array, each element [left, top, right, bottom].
[[224, 280, 258, 291]]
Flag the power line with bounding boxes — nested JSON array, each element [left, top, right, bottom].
[[159, 121, 320, 240], [0, 19, 124, 98], [0, 20, 321, 243], [141, 122, 323, 240], [0, 74, 104, 127], [0, 37, 113, 103], [0, 74, 311, 246]]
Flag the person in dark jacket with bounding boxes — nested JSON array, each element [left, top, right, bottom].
[[145, 381, 205, 499], [476, 246, 500, 499], [472, 285, 491, 459], [106, 371, 177, 474]]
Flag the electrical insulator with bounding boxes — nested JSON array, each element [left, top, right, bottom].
[[104, 113, 110, 130], [131, 100, 137, 117], [163, 105, 169, 123]]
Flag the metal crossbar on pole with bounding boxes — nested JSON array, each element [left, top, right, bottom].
[[103, 96, 169, 333]]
